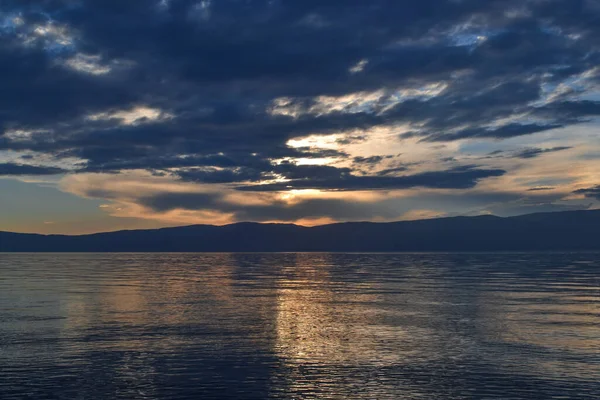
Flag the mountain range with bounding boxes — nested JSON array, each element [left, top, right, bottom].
[[1, 209, 599, 252]]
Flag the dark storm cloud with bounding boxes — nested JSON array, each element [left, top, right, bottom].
[[237, 166, 505, 192], [353, 156, 389, 166], [0, 163, 66, 176], [574, 186, 600, 200], [1, 0, 599, 191], [175, 168, 266, 184], [140, 192, 224, 213], [514, 146, 573, 159], [0, 36, 138, 131], [138, 191, 400, 221], [335, 135, 367, 145], [479, 146, 574, 161], [405, 123, 564, 142], [533, 101, 600, 121], [78, 152, 274, 174], [377, 167, 410, 176], [273, 163, 353, 180], [293, 147, 349, 159]]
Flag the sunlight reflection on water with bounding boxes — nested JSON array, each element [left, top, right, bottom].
[[0, 252, 598, 399]]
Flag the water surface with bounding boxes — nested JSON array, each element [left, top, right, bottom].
[[0, 253, 599, 399]]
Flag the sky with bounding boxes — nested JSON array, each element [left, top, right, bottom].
[[1, 0, 600, 234]]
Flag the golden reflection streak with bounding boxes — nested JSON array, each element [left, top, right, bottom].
[[271, 254, 420, 399]]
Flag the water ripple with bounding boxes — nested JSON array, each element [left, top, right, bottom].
[[0, 252, 598, 399]]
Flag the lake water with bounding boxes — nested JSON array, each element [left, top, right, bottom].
[[0, 253, 598, 399]]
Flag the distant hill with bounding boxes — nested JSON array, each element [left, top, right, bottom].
[[1, 210, 600, 252]]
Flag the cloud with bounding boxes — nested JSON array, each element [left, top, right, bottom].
[[60, 169, 598, 228], [513, 146, 572, 159], [0, 39, 137, 131], [574, 186, 600, 200], [411, 123, 564, 142], [175, 167, 265, 184], [335, 135, 367, 145], [139, 192, 224, 213], [237, 166, 505, 192], [60, 172, 407, 224], [353, 155, 388, 166], [0, 1, 598, 166], [377, 166, 410, 176], [534, 101, 600, 122], [136, 192, 400, 222], [1, 0, 600, 229], [0, 163, 66, 176]]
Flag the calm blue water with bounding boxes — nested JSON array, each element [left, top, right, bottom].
[[0, 253, 598, 399]]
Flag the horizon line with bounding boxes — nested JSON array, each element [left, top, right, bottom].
[[2, 208, 598, 237]]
